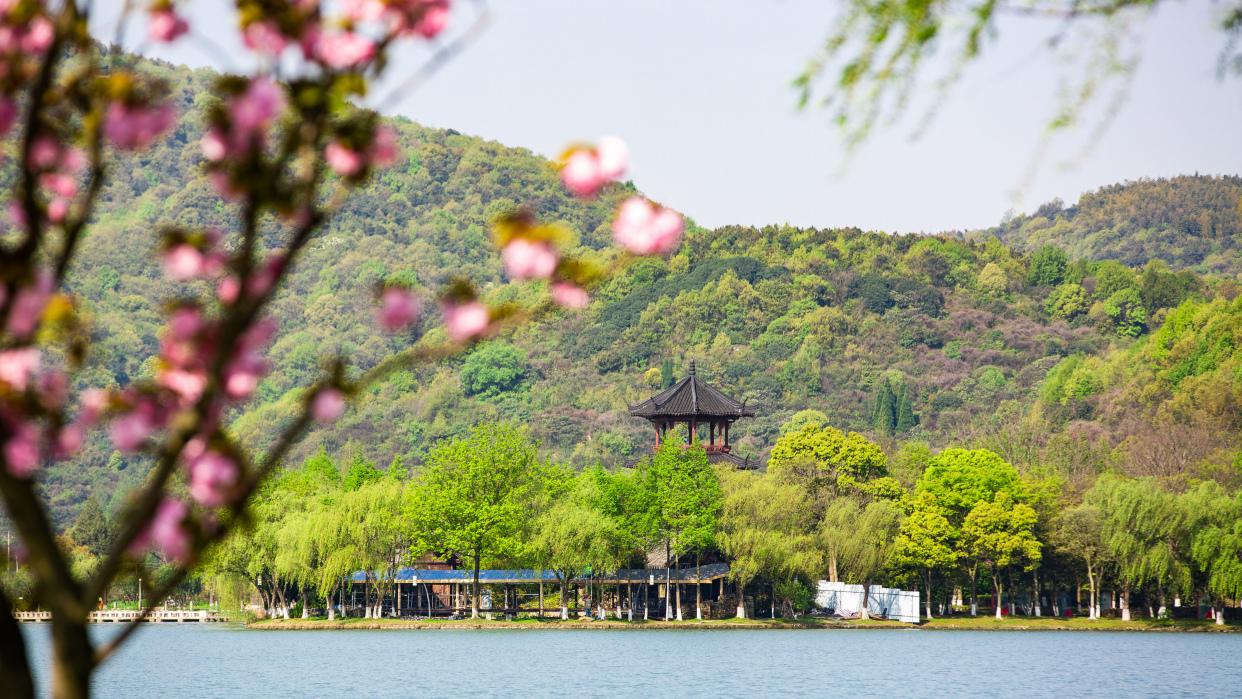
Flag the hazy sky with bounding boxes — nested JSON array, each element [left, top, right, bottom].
[[94, 1, 1241, 233]]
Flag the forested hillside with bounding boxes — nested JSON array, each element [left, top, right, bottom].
[[985, 175, 1242, 275], [22, 51, 1242, 527]]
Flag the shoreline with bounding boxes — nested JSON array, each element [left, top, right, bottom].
[[246, 617, 1240, 633]]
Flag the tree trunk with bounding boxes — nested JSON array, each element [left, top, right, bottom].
[[0, 591, 35, 699], [923, 569, 934, 620], [51, 618, 93, 699], [471, 553, 481, 619], [560, 579, 568, 620], [1215, 604, 1225, 626], [538, 579, 544, 619], [1087, 569, 1098, 620], [861, 580, 871, 620], [970, 567, 978, 616], [993, 571, 1003, 621], [736, 579, 747, 619], [1033, 571, 1041, 617], [1120, 586, 1131, 622], [828, 551, 838, 583]]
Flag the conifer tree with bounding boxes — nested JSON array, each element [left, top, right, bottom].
[[872, 378, 896, 435], [895, 384, 918, 433]]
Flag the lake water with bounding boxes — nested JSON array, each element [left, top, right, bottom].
[[21, 624, 1242, 698]]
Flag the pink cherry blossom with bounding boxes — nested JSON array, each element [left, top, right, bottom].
[[168, 306, 204, 340], [378, 287, 421, 331], [131, 498, 191, 562], [223, 320, 275, 399], [160, 368, 207, 405], [163, 244, 205, 281], [611, 196, 684, 255], [501, 238, 558, 280], [40, 172, 77, 198], [21, 16, 53, 53], [148, 9, 189, 43], [343, 0, 387, 21], [54, 423, 84, 460], [217, 276, 241, 304], [595, 135, 628, 179], [188, 450, 239, 506], [0, 348, 40, 391], [325, 142, 364, 177], [314, 31, 376, 69], [200, 128, 227, 161], [104, 101, 177, 151], [6, 272, 53, 339], [560, 150, 604, 197], [30, 137, 60, 170], [79, 389, 109, 426], [551, 281, 590, 309], [411, 2, 450, 38], [371, 126, 399, 167], [0, 97, 16, 137], [110, 401, 161, 452], [242, 21, 289, 57], [4, 419, 40, 478], [230, 78, 286, 134], [311, 388, 347, 423], [442, 300, 489, 342], [46, 198, 69, 223]]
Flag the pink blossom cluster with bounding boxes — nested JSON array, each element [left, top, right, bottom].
[[0, 345, 104, 478], [3, 270, 54, 339], [0, 5, 53, 140], [30, 136, 88, 224], [441, 299, 490, 343], [560, 136, 628, 197], [326, 125, 399, 178], [148, 6, 189, 43], [104, 101, 178, 151], [497, 236, 591, 309], [378, 286, 422, 331], [341, 0, 451, 39], [612, 196, 684, 256], [129, 498, 191, 562], [241, 0, 450, 69], [201, 78, 287, 196], [184, 438, 240, 507]]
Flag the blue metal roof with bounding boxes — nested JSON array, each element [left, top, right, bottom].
[[349, 563, 730, 585]]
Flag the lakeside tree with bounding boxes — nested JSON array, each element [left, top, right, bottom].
[[962, 492, 1041, 620], [1051, 503, 1108, 620], [408, 423, 545, 619], [894, 491, 958, 619], [530, 472, 628, 620], [639, 441, 723, 620], [718, 470, 820, 619]]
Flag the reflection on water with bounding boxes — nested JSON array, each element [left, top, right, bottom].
[[21, 624, 1242, 698]]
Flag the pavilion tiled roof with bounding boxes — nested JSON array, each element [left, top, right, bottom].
[[629, 360, 754, 419]]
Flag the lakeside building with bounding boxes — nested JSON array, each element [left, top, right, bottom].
[[628, 360, 758, 469]]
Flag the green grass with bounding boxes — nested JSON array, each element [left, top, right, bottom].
[[246, 614, 1239, 632]]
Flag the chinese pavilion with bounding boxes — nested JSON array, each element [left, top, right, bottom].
[[629, 360, 756, 469]]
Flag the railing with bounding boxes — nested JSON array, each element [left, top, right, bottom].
[[14, 609, 228, 623]]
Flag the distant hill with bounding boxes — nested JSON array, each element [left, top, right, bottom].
[[982, 175, 1242, 276], [15, 52, 1239, 527]]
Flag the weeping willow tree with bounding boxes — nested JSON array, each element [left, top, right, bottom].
[[825, 498, 904, 619], [718, 470, 822, 619], [1088, 474, 1192, 620]]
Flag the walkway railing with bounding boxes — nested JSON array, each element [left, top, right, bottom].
[[14, 609, 228, 623]]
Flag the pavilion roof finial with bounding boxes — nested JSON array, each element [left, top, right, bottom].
[[689, 359, 696, 377]]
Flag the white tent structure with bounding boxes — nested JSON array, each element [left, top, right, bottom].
[[815, 581, 920, 623]]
